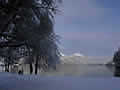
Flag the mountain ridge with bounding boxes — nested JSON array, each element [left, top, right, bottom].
[[60, 53, 111, 64]]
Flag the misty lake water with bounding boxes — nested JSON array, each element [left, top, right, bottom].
[[0, 64, 115, 77], [39, 64, 115, 77]]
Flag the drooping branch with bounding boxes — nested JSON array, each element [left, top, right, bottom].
[[0, 0, 62, 73], [0, 32, 16, 38], [0, 41, 25, 48]]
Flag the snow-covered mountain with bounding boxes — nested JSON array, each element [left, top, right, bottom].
[[60, 53, 111, 64], [72, 53, 84, 57]]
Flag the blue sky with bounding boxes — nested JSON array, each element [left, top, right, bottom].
[[55, 0, 120, 56]]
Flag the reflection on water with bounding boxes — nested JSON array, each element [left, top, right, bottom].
[[0, 64, 118, 77]]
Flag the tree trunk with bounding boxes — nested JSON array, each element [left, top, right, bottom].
[[5, 64, 7, 72], [29, 63, 33, 74], [5, 64, 9, 72], [35, 62, 38, 75], [35, 55, 39, 75], [8, 64, 9, 72]]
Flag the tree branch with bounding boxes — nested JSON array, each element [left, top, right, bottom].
[[0, 41, 25, 48]]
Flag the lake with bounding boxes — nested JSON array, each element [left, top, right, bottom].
[[1, 64, 115, 77], [40, 64, 115, 77]]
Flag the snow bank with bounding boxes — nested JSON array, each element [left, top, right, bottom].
[[0, 73, 120, 90]]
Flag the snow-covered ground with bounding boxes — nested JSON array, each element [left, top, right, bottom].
[[0, 73, 120, 90]]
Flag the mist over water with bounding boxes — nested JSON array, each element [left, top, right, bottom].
[[38, 64, 114, 77]]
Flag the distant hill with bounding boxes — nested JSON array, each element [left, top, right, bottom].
[[60, 53, 111, 64], [106, 60, 114, 66]]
